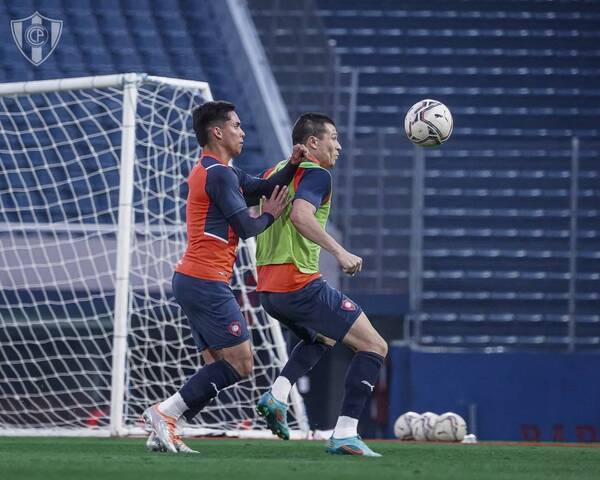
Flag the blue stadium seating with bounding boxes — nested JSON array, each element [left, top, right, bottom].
[[1, 0, 599, 348], [0, 0, 275, 244], [248, 0, 600, 348], [314, 0, 600, 138], [0, 0, 266, 172]]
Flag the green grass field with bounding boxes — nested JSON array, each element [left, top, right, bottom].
[[1, 437, 599, 480]]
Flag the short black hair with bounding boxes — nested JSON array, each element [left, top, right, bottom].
[[193, 101, 236, 147], [291, 112, 336, 145]]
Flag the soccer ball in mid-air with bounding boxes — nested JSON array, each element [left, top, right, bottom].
[[404, 99, 453, 147], [433, 412, 467, 442], [393, 411, 421, 440]]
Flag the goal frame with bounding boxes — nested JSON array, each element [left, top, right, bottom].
[[0, 73, 308, 438]]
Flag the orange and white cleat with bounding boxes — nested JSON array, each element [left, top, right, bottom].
[[142, 404, 179, 453], [145, 432, 165, 452]]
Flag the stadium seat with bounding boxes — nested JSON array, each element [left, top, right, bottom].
[[1, 0, 598, 351]]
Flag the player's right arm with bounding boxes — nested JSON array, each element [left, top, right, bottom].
[[234, 144, 308, 206], [206, 165, 288, 239], [289, 169, 362, 276]]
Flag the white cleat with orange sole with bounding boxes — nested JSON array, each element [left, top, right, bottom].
[[145, 432, 165, 452], [142, 404, 179, 453], [143, 412, 199, 454]]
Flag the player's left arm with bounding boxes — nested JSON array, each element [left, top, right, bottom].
[[235, 144, 308, 206], [290, 169, 362, 275]]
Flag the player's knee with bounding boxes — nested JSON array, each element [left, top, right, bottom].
[[231, 355, 253, 378], [375, 338, 388, 358], [362, 336, 388, 358], [238, 358, 253, 378]]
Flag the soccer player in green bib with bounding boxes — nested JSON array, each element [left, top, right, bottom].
[[255, 113, 388, 457]]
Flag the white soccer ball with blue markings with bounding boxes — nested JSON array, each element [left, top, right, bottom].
[[393, 411, 421, 440], [433, 412, 467, 442], [404, 99, 453, 147]]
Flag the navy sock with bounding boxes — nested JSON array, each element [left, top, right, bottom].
[[340, 351, 384, 419], [182, 400, 211, 423], [178, 360, 241, 414], [280, 340, 331, 384]]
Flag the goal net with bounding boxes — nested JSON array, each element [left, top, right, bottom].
[[0, 73, 307, 437]]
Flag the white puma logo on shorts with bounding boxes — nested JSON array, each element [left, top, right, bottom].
[[210, 382, 220, 395], [361, 380, 375, 392]]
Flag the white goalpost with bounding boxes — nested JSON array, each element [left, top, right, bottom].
[[0, 73, 308, 437]]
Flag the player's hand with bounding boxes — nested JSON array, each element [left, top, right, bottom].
[[336, 249, 363, 276], [289, 144, 309, 165], [262, 185, 289, 220]]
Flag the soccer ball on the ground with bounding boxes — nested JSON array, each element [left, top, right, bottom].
[[421, 412, 440, 441], [393, 411, 421, 440], [410, 411, 438, 441], [404, 99, 453, 147], [410, 415, 426, 441], [433, 412, 467, 442]]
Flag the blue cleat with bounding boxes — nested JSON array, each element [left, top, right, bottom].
[[326, 435, 382, 457], [256, 391, 290, 440]]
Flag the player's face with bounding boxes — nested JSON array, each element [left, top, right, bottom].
[[313, 123, 341, 169], [220, 111, 245, 157]]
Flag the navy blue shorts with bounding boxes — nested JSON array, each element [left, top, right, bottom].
[[259, 278, 362, 344], [172, 272, 249, 351]]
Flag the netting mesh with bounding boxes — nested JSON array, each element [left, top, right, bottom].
[[0, 77, 303, 435]]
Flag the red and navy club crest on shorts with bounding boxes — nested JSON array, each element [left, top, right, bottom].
[[228, 321, 242, 337], [340, 298, 357, 312]]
